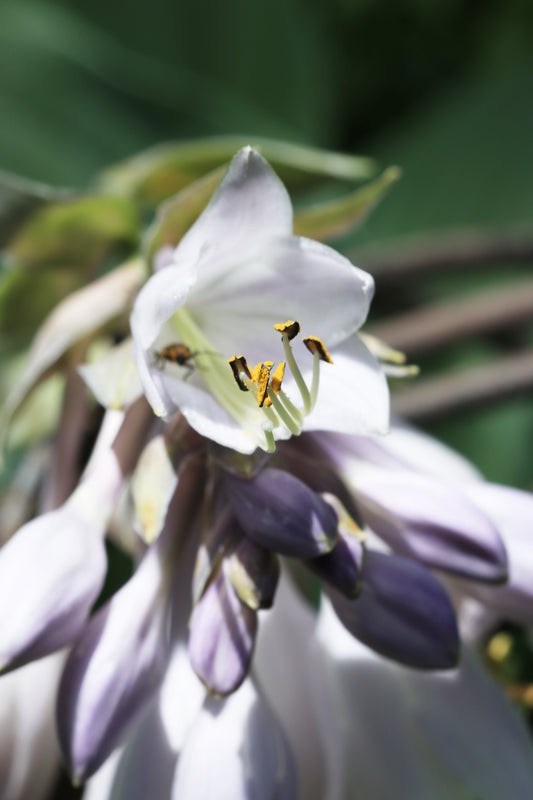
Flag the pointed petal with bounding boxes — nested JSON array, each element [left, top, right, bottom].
[[57, 546, 171, 782], [130, 434, 178, 545], [174, 147, 292, 271], [172, 680, 297, 800], [355, 468, 508, 583], [188, 565, 257, 696], [225, 468, 338, 558], [330, 550, 459, 669], [304, 335, 390, 437], [312, 599, 533, 800]]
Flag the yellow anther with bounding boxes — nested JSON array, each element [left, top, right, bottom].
[[303, 336, 333, 364], [229, 355, 252, 391], [274, 320, 300, 341], [252, 362, 273, 407], [270, 361, 285, 394]]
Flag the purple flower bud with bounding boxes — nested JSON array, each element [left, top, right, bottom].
[[306, 531, 363, 598], [189, 565, 257, 697], [354, 470, 508, 584], [172, 680, 297, 800], [330, 550, 459, 670], [0, 496, 107, 674], [228, 538, 280, 610], [225, 468, 337, 558], [57, 545, 172, 783]]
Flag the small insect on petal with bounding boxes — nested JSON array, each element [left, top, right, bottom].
[[155, 343, 194, 367], [274, 320, 300, 340], [228, 355, 252, 391], [303, 336, 333, 364]]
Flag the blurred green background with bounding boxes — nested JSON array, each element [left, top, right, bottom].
[[2, 0, 533, 489]]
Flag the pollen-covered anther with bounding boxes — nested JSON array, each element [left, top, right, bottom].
[[303, 336, 333, 364], [229, 355, 252, 391], [273, 320, 300, 341], [251, 362, 274, 408]]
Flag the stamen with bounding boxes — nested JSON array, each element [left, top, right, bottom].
[[270, 361, 285, 394], [229, 355, 252, 391], [274, 320, 300, 341], [280, 331, 311, 413], [266, 388, 301, 436], [303, 336, 333, 364], [251, 362, 274, 408]]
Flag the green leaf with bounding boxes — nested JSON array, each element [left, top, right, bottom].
[[0, 170, 72, 248], [6, 194, 140, 270], [144, 166, 226, 267], [97, 136, 376, 209], [293, 166, 401, 241]]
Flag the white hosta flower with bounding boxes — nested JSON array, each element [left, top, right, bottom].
[[131, 147, 388, 454]]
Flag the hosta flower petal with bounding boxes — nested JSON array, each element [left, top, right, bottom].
[[303, 335, 389, 437], [226, 468, 338, 558], [0, 653, 63, 800], [459, 483, 533, 623], [329, 550, 459, 669], [354, 468, 508, 583], [255, 575, 327, 800], [188, 565, 257, 696], [0, 488, 107, 674], [172, 680, 297, 800], [131, 147, 383, 452], [173, 146, 293, 269], [189, 236, 374, 366], [131, 262, 198, 418], [312, 600, 533, 800], [329, 419, 482, 483], [57, 545, 172, 783]]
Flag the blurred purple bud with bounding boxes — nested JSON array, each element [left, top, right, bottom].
[[228, 538, 280, 610], [172, 680, 297, 800], [57, 545, 172, 783], [226, 468, 337, 558], [354, 470, 507, 584], [330, 550, 459, 670], [189, 565, 257, 697], [0, 496, 107, 674]]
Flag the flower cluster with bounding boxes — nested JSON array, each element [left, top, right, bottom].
[[1, 145, 533, 800]]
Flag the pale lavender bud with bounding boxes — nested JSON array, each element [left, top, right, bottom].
[[172, 680, 297, 800], [57, 544, 172, 783], [330, 550, 459, 669], [188, 564, 257, 696], [0, 487, 107, 674], [354, 469, 507, 583], [225, 468, 337, 558]]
